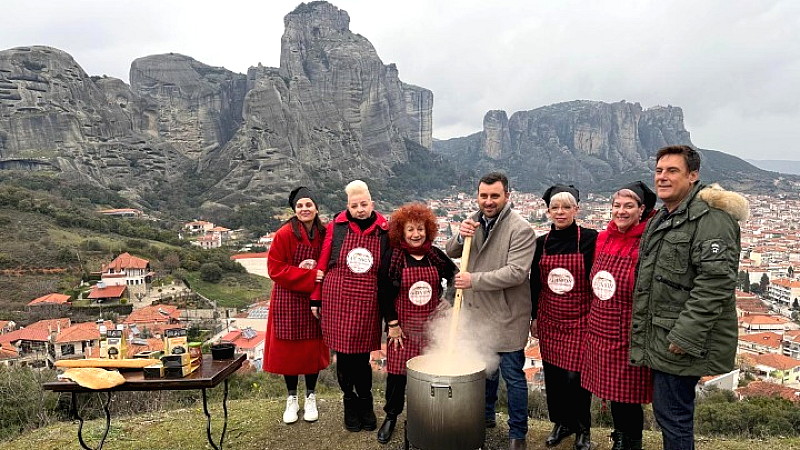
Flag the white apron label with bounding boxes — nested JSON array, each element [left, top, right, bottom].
[[299, 259, 317, 269], [408, 281, 433, 306], [591, 270, 616, 301], [547, 268, 575, 294], [346, 247, 373, 273]]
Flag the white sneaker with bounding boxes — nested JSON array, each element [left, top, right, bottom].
[[283, 395, 299, 424], [303, 393, 319, 422]]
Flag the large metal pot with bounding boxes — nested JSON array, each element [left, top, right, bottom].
[[406, 354, 486, 450]]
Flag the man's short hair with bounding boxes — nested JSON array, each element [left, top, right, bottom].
[[479, 172, 509, 192], [656, 145, 701, 173]]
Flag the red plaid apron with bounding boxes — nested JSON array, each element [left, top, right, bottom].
[[321, 228, 382, 353], [386, 262, 440, 375], [582, 236, 653, 403], [271, 242, 322, 340], [537, 228, 591, 372]]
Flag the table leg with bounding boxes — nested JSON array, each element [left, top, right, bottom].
[[202, 378, 229, 450], [71, 391, 112, 450]]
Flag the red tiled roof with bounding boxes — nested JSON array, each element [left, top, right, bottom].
[[104, 252, 149, 271], [783, 330, 800, 343], [230, 252, 269, 260], [126, 338, 165, 358], [123, 305, 181, 325], [28, 293, 71, 306], [221, 329, 265, 350], [88, 284, 127, 299], [738, 332, 783, 349], [0, 343, 18, 360], [26, 318, 71, 331], [525, 344, 541, 360], [753, 353, 800, 371], [0, 327, 50, 344], [741, 315, 790, 325], [524, 367, 541, 382], [54, 322, 103, 343], [736, 381, 800, 403]]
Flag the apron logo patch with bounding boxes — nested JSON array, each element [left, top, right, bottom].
[[547, 268, 575, 294], [299, 259, 317, 269], [408, 281, 433, 306], [591, 270, 617, 301], [346, 247, 374, 273]]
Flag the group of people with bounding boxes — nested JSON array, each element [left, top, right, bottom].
[[261, 144, 748, 450]]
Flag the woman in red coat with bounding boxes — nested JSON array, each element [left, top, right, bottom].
[[581, 181, 656, 450], [263, 186, 331, 424], [376, 203, 457, 444]]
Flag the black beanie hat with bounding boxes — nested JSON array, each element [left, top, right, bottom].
[[620, 181, 657, 218], [542, 184, 580, 207], [288, 186, 317, 211]]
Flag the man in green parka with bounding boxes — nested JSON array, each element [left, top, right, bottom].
[[630, 145, 749, 450]]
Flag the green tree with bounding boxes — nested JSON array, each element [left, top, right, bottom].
[[738, 270, 748, 290], [760, 273, 770, 294], [200, 263, 223, 283]]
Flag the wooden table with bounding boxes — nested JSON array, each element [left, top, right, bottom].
[[43, 353, 246, 450]]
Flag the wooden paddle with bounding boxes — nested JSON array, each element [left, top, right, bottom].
[[447, 235, 472, 355]]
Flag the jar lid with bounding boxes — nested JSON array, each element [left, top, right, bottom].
[[188, 342, 202, 348]]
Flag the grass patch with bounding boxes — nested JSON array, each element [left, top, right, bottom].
[[183, 271, 272, 309], [0, 393, 796, 450]]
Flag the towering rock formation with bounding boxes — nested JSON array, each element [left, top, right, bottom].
[[435, 100, 694, 192], [200, 1, 434, 203], [0, 46, 189, 202], [129, 54, 248, 159]]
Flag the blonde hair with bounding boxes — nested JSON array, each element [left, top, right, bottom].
[[345, 179, 371, 199], [549, 191, 578, 208]]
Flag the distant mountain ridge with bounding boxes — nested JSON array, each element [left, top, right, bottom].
[[0, 1, 795, 217], [746, 159, 800, 175], [433, 101, 795, 194]]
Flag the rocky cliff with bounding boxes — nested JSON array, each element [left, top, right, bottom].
[[199, 1, 434, 204], [0, 46, 190, 203], [0, 2, 434, 208], [129, 53, 248, 159], [434, 100, 778, 193]]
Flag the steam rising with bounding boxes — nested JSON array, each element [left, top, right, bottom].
[[418, 301, 500, 375]]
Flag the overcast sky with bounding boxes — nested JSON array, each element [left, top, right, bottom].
[[2, 0, 798, 160]]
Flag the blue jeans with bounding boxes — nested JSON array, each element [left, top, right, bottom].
[[652, 369, 700, 450], [485, 350, 528, 439]]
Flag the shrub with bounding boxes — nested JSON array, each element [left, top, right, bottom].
[[200, 263, 223, 283], [0, 367, 61, 439]]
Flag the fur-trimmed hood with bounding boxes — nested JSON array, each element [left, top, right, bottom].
[[697, 183, 750, 222]]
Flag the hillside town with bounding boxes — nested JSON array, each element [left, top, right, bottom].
[[1, 189, 799, 404]]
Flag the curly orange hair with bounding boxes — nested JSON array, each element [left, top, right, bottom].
[[388, 203, 439, 247]]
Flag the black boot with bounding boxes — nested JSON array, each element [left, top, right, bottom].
[[343, 397, 361, 432], [610, 430, 642, 450], [610, 430, 624, 450], [359, 394, 378, 431], [546, 424, 574, 447], [575, 429, 592, 450], [377, 416, 396, 444], [626, 433, 643, 450]]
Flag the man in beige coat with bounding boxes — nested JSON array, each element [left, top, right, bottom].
[[446, 172, 537, 450]]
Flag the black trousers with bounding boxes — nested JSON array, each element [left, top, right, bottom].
[[336, 352, 373, 399], [384, 373, 407, 418], [609, 401, 643, 437], [543, 361, 592, 433]]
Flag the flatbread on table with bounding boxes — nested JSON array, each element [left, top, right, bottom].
[[62, 368, 126, 390]]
